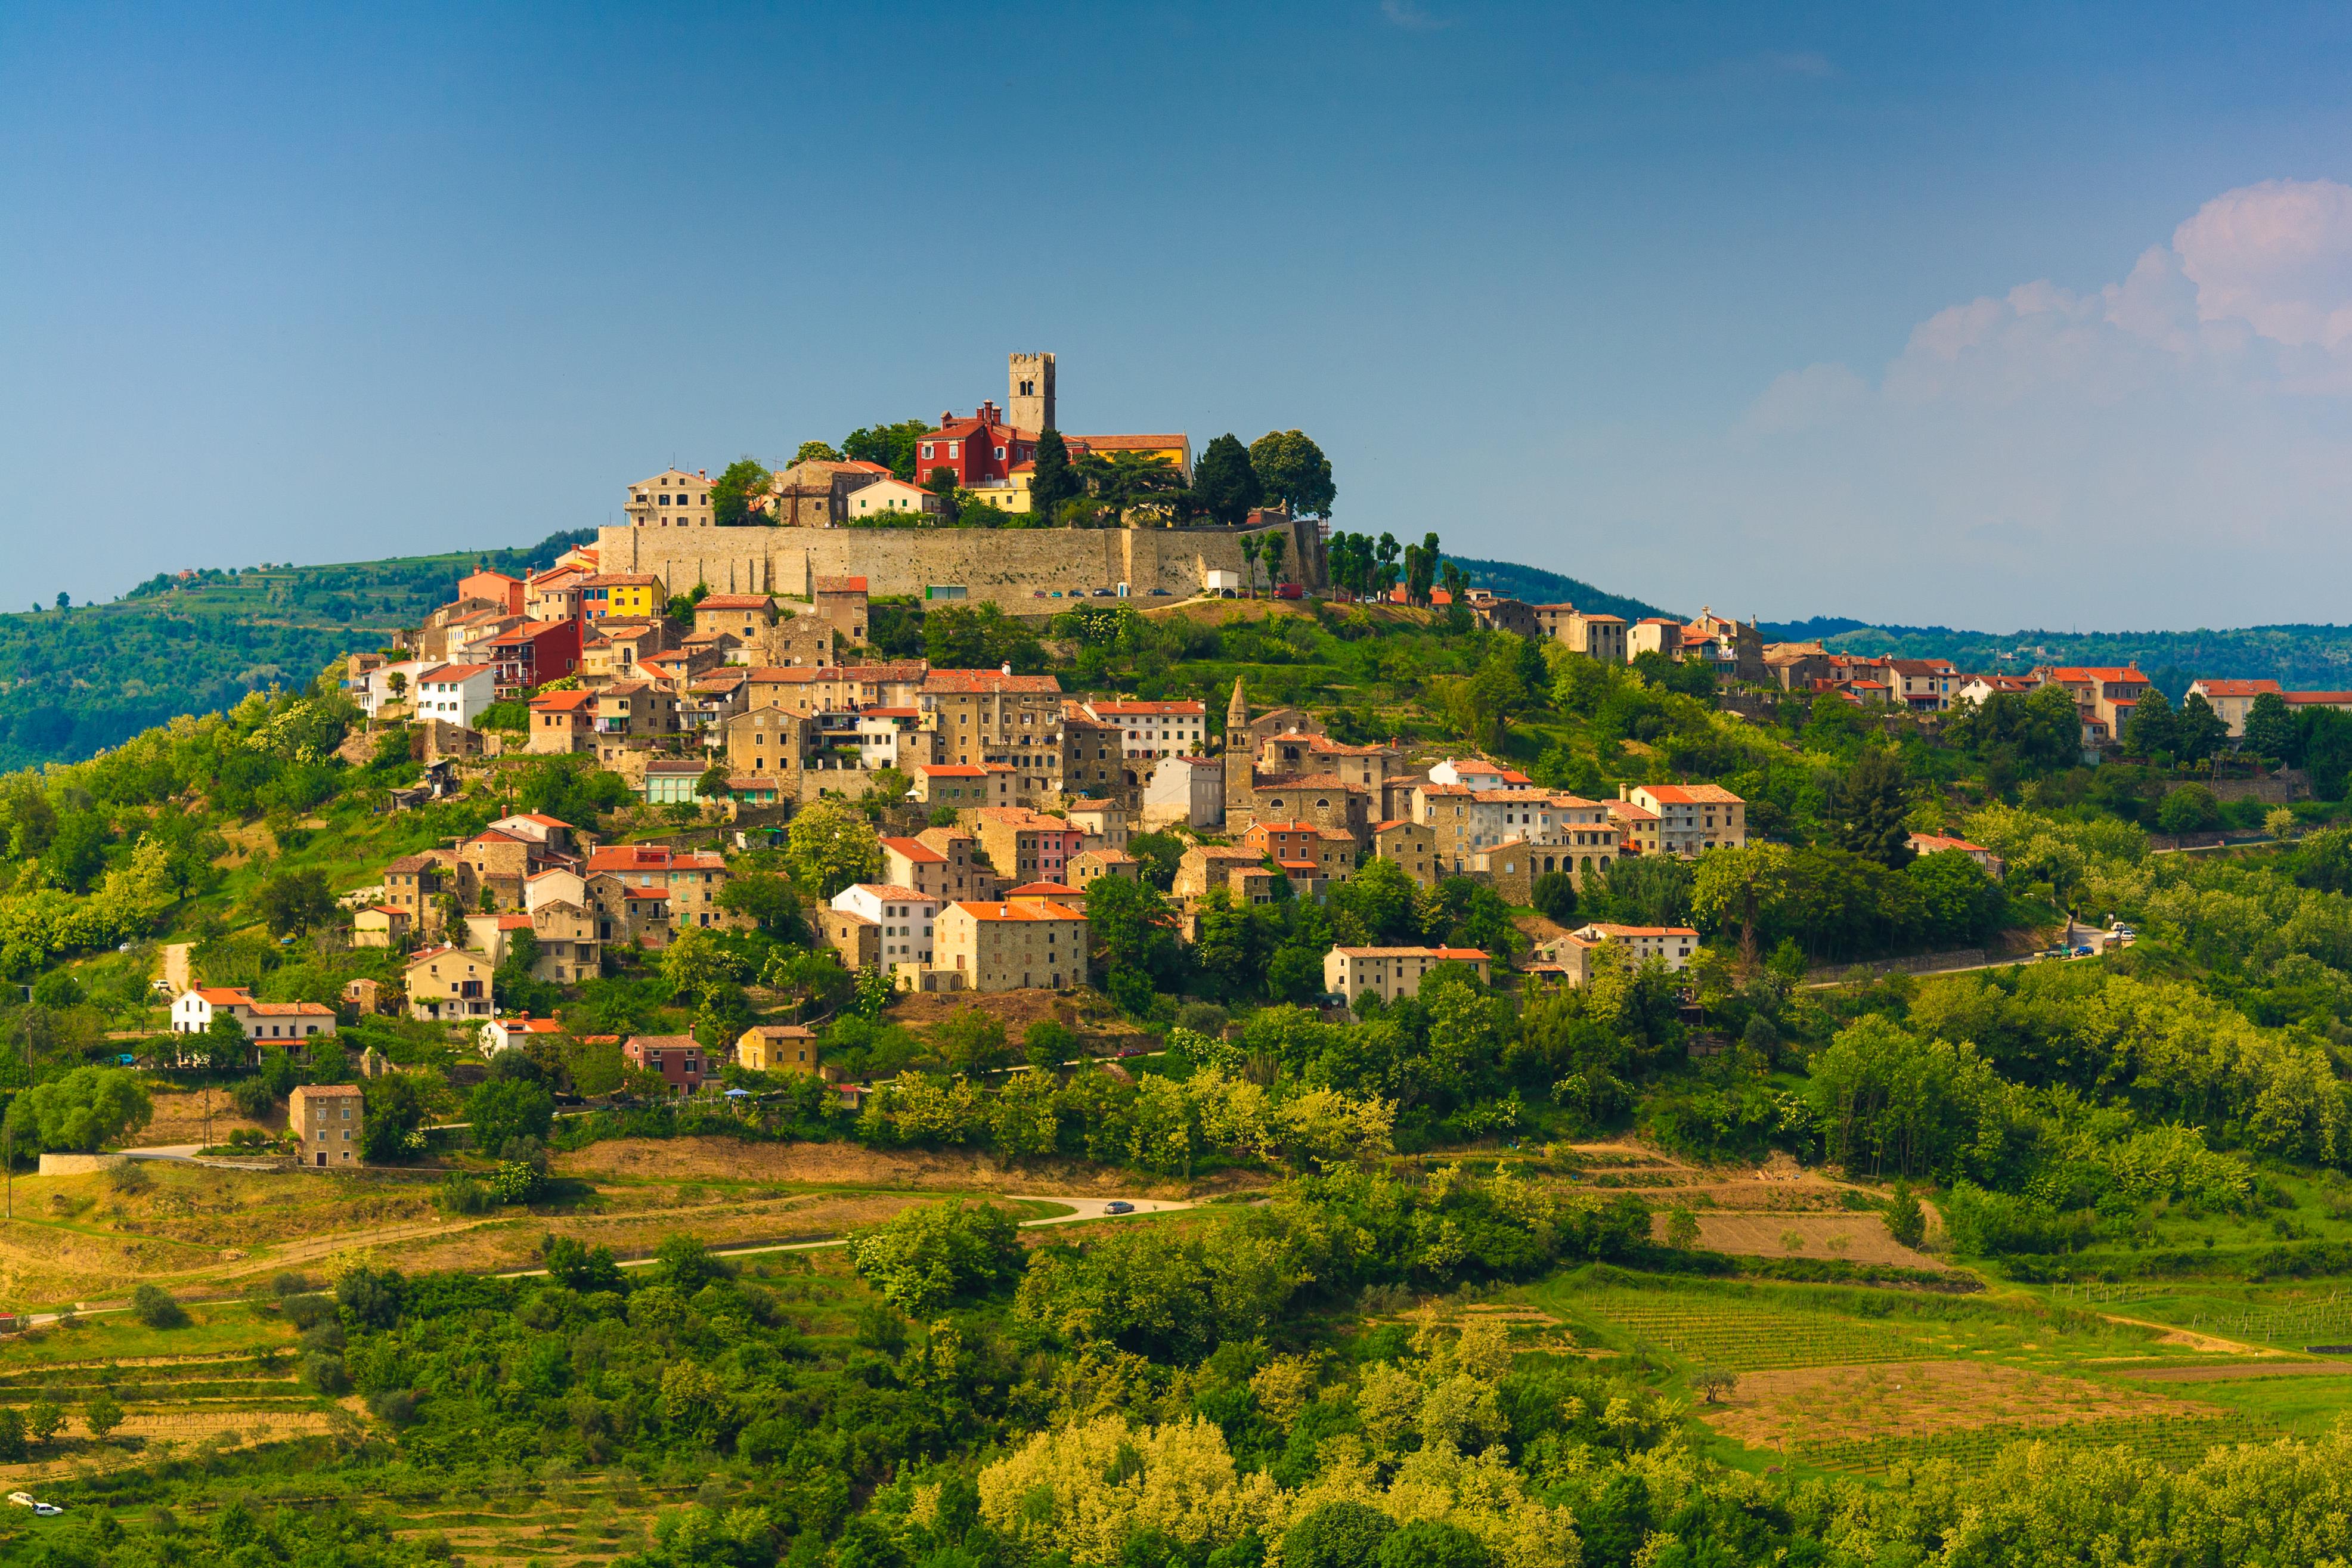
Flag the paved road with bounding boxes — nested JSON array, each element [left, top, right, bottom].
[[494, 1192, 1195, 1278]]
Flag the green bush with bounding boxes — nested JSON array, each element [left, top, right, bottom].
[[131, 1283, 188, 1330]]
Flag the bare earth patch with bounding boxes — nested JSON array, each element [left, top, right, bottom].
[[1700, 1360, 2224, 1451], [1650, 1211, 1947, 1269], [140, 1088, 283, 1146], [552, 1137, 1256, 1199]]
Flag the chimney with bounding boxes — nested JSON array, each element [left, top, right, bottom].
[[941, 410, 955, 427]]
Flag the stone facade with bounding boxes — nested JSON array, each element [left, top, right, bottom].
[[593, 520, 1322, 609]]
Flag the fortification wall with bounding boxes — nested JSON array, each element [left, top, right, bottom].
[[595, 519, 1322, 606]]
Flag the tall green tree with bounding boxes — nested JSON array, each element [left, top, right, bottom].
[[2124, 686, 2178, 758], [793, 440, 844, 463], [1027, 429, 1081, 519], [785, 800, 882, 898], [842, 419, 932, 481], [1247, 429, 1337, 517], [1191, 433, 1265, 525], [2173, 692, 2228, 763], [709, 457, 774, 526], [2245, 689, 2295, 760], [1834, 746, 1915, 869]]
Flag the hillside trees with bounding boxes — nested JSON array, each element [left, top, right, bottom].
[[4, 1066, 152, 1152]]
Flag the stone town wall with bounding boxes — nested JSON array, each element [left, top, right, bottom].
[[596, 520, 1323, 608]]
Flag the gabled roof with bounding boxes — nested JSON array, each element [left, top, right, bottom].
[[695, 594, 773, 610], [949, 900, 1087, 922], [881, 836, 948, 863]]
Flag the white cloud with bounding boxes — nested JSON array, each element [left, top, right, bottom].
[[1542, 178, 2352, 628], [1379, 0, 1451, 30]]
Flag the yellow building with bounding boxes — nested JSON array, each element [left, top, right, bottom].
[[581, 572, 667, 621], [736, 1024, 819, 1073]]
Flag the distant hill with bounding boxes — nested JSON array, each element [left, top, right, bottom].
[[1443, 556, 1679, 624], [1754, 617, 2352, 701], [0, 531, 593, 771]]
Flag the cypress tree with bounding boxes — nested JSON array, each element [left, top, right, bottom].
[[1027, 429, 1080, 522], [1835, 745, 1915, 868]]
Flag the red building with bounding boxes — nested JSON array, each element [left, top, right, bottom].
[[486, 619, 583, 697], [914, 401, 1039, 487], [623, 1033, 706, 1095]]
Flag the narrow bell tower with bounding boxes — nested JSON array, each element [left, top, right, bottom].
[[1009, 351, 1056, 432]]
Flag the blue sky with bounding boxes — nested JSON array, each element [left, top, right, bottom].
[[6, 2, 2352, 628]]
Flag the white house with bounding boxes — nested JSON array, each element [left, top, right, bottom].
[[1076, 700, 1208, 761], [171, 986, 339, 1046], [1428, 758, 1531, 792], [832, 884, 940, 966], [481, 1015, 564, 1057], [1142, 754, 1224, 829], [414, 664, 497, 728], [845, 478, 945, 519], [346, 658, 432, 719], [1532, 924, 1700, 987]]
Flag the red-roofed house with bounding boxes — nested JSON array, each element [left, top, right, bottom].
[[486, 620, 582, 698], [2035, 665, 2150, 737], [171, 987, 339, 1052], [932, 898, 1089, 991], [1623, 783, 1747, 856], [583, 842, 738, 931], [2183, 677, 2280, 739], [416, 664, 497, 728], [528, 687, 597, 754]]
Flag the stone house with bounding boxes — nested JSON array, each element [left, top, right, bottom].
[[290, 1084, 365, 1169]]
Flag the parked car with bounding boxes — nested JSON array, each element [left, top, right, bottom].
[[2038, 948, 2068, 960], [2073, 944, 2096, 957], [1104, 1200, 1135, 1216], [1275, 582, 1304, 600], [9, 1493, 63, 1516], [1147, 588, 1172, 596], [1115, 1044, 1150, 1058], [1219, 588, 1237, 599], [1092, 587, 1117, 597]]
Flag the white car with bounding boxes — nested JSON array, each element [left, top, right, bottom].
[[8, 1492, 62, 1515]]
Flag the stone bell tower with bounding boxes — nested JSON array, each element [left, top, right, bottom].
[[1009, 351, 1056, 432], [1223, 677, 1254, 812]]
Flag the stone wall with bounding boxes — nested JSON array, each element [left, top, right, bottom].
[[597, 519, 1322, 608]]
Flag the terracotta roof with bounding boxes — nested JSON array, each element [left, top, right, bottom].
[[921, 764, 988, 777], [1578, 924, 1699, 939], [695, 594, 773, 610], [582, 573, 664, 587], [1087, 700, 1206, 716], [743, 1024, 817, 1039], [1006, 881, 1083, 897], [494, 1017, 564, 1034], [2042, 667, 2147, 683], [815, 575, 869, 593], [1064, 433, 1188, 451], [191, 987, 255, 1005], [1331, 946, 1489, 960], [1910, 833, 1991, 854], [422, 664, 494, 682], [1637, 785, 1743, 805], [950, 900, 1087, 922], [923, 670, 1063, 695], [881, 836, 947, 863], [842, 884, 937, 903], [2286, 692, 2352, 704]]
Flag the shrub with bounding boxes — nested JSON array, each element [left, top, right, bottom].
[[1530, 872, 1578, 923], [229, 1078, 275, 1120], [302, 1351, 351, 1394], [1285, 1501, 1396, 1568], [847, 1200, 1024, 1316], [436, 1176, 497, 1216], [131, 1283, 188, 1330], [1886, 1180, 1926, 1248]]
